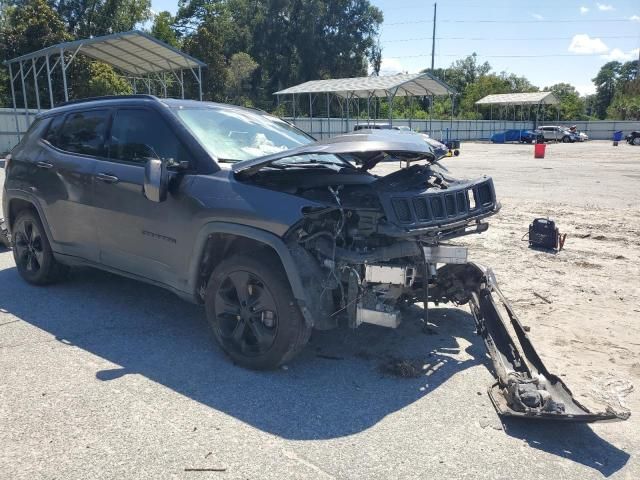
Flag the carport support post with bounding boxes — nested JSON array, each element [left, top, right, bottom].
[[60, 48, 68, 102], [326, 93, 330, 138], [19, 61, 29, 124], [346, 93, 350, 133], [45, 54, 54, 108], [292, 93, 296, 122], [309, 93, 313, 136], [197, 66, 202, 101], [8, 63, 21, 142], [32, 58, 41, 112], [180, 70, 185, 99]]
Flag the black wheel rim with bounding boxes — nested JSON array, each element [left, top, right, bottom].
[[14, 219, 44, 274], [214, 270, 279, 356]]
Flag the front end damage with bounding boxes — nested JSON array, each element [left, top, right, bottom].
[[234, 131, 630, 422]]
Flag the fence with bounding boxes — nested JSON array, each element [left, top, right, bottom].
[[2, 109, 640, 154], [0, 108, 38, 154], [286, 117, 640, 142]]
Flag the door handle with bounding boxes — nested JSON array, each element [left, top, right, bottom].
[[96, 173, 119, 184], [36, 161, 53, 169]]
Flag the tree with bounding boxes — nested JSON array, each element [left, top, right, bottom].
[[226, 52, 258, 104], [369, 37, 382, 76], [592, 61, 621, 119], [75, 61, 132, 97], [52, 0, 152, 37], [546, 83, 585, 120], [0, 0, 72, 106], [150, 11, 179, 48]]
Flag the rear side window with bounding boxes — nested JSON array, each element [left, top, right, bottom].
[[53, 110, 110, 156], [108, 109, 188, 164]]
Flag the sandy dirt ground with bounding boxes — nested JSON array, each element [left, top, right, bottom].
[[376, 140, 640, 417], [0, 141, 639, 480]]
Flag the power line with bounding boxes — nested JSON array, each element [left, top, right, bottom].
[[385, 18, 635, 25], [384, 35, 639, 43], [385, 52, 637, 59]]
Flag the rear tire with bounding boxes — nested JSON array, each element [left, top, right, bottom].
[[205, 252, 311, 370], [12, 210, 69, 285], [562, 136, 571, 143], [633, 137, 640, 146]]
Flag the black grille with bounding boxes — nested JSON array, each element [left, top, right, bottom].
[[445, 195, 456, 216], [412, 198, 431, 221], [477, 183, 493, 205], [430, 197, 445, 218], [384, 178, 496, 228], [392, 199, 412, 222], [456, 192, 467, 213]]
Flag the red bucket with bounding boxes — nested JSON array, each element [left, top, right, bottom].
[[534, 143, 546, 158]]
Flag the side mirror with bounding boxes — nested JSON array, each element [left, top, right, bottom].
[[143, 158, 168, 202]]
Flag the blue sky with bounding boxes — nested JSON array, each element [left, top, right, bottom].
[[150, 0, 640, 95]]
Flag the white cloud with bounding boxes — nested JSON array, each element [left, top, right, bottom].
[[580, 6, 589, 14], [530, 13, 544, 20], [568, 34, 609, 54], [602, 48, 640, 61], [596, 3, 614, 11], [630, 15, 640, 22], [575, 84, 596, 96], [378, 58, 405, 76]]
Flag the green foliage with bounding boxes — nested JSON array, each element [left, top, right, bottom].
[[226, 52, 258, 103], [606, 78, 640, 120], [52, 0, 152, 37], [545, 83, 586, 120], [79, 61, 133, 97], [0, 0, 635, 121], [151, 11, 179, 47], [175, 0, 383, 109]]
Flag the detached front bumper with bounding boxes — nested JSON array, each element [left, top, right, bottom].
[[433, 263, 630, 423]]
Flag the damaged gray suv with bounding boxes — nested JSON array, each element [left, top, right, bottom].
[[3, 95, 628, 423]]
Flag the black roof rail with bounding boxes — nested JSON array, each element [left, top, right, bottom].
[[58, 94, 159, 107]]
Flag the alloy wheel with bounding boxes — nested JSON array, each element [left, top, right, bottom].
[[214, 270, 279, 356], [14, 220, 44, 274]]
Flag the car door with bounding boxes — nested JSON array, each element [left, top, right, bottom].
[[92, 107, 195, 287], [34, 110, 109, 261]]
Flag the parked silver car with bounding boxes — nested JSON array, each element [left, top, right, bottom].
[[536, 125, 579, 143]]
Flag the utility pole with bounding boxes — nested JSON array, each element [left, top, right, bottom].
[[430, 3, 437, 71]]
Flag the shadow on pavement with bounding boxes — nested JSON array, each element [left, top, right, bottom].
[[0, 263, 630, 475], [504, 419, 630, 477]]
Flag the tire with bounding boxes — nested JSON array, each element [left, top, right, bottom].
[[633, 137, 640, 146], [12, 210, 69, 285], [562, 136, 571, 143], [204, 252, 311, 370]]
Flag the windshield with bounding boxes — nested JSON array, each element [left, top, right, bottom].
[[173, 106, 314, 162]]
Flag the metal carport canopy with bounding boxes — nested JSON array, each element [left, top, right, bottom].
[[274, 72, 456, 98], [4, 30, 206, 75], [475, 92, 559, 106]]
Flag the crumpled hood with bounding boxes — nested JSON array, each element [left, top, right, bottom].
[[232, 130, 436, 176]]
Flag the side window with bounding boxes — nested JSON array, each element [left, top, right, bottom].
[[108, 109, 188, 164], [44, 115, 65, 146], [56, 110, 110, 156]]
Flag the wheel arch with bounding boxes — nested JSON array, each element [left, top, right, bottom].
[[187, 222, 315, 326]]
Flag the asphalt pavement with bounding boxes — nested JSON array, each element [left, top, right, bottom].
[[0, 151, 637, 480]]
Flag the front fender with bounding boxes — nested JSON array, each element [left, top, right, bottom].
[[186, 221, 315, 326]]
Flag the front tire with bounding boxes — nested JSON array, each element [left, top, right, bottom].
[[205, 252, 311, 370], [12, 210, 68, 285], [562, 135, 571, 143]]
